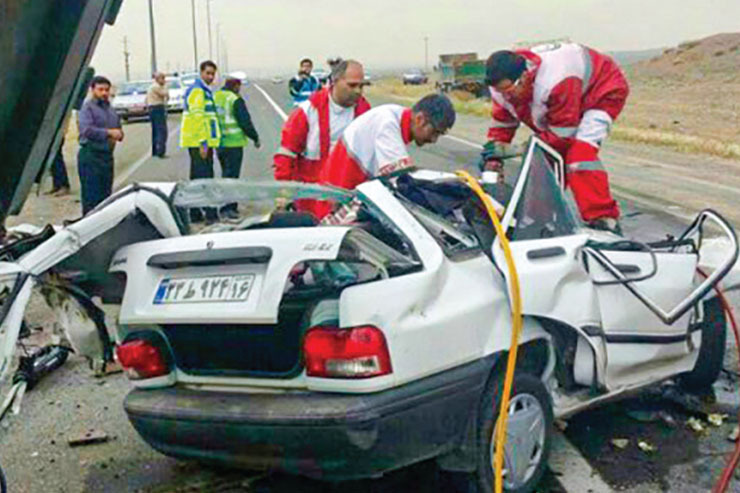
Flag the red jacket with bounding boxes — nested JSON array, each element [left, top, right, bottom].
[[321, 105, 413, 191], [488, 43, 629, 157], [273, 88, 371, 183]]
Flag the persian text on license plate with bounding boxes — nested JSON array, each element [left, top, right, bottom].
[[153, 274, 255, 304]]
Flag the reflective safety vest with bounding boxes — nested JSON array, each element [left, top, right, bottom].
[[214, 89, 248, 148], [179, 79, 221, 148]]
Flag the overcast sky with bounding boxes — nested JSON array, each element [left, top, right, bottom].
[[91, 0, 740, 82]]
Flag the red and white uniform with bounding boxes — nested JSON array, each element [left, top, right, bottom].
[[489, 43, 629, 221], [321, 104, 414, 191], [274, 86, 370, 184]]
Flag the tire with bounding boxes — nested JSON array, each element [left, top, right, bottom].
[[679, 297, 727, 392], [467, 372, 553, 493]]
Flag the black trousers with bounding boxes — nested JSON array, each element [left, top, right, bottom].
[[52, 138, 70, 189], [149, 105, 168, 157], [188, 147, 217, 222], [34, 139, 69, 189], [78, 145, 113, 215], [216, 147, 244, 213]]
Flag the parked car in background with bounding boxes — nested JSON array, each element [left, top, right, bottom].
[[271, 75, 284, 84], [180, 72, 198, 88], [166, 76, 185, 113], [313, 68, 330, 85], [402, 69, 429, 85], [363, 70, 373, 85], [112, 80, 150, 121]]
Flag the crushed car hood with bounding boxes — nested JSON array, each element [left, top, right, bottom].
[[0, 0, 123, 219]]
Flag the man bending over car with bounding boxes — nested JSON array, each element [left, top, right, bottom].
[[482, 43, 629, 234], [318, 93, 455, 223]]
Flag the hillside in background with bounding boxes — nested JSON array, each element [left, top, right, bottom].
[[628, 32, 740, 81], [614, 32, 740, 157], [608, 48, 664, 67]]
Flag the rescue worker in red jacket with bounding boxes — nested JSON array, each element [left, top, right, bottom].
[[273, 59, 370, 214], [319, 94, 455, 223], [482, 43, 629, 233]]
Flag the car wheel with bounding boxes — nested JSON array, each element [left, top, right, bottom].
[[473, 372, 553, 493], [678, 297, 727, 393]]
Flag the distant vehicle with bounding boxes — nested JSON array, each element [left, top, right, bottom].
[[437, 52, 487, 96], [180, 72, 199, 88], [165, 76, 185, 113], [112, 80, 150, 121], [312, 68, 330, 85], [363, 71, 373, 85], [271, 76, 284, 84], [402, 69, 428, 85]]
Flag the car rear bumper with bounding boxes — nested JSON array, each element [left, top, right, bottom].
[[123, 357, 494, 480]]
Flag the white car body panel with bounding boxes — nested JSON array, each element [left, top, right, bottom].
[[0, 184, 182, 377], [113, 227, 350, 325]]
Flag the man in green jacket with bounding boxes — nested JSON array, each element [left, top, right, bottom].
[[179, 60, 221, 222], [213, 77, 261, 219]]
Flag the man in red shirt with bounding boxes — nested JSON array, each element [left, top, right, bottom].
[[274, 60, 370, 214], [482, 43, 629, 233], [319, 94, 455, 223]]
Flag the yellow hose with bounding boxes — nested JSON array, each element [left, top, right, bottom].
[[456, 171, 523, 493]]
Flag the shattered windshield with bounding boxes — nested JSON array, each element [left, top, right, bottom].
[[172, 179, 354, 210]]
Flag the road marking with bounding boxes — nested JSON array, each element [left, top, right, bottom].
[[549, 432, 614, 492], [254, 84, 288, 122], [443, 134, 482, 149], [113, 125, 181, 189]]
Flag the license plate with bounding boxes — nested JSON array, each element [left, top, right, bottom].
[[153, 274, 255, 304]]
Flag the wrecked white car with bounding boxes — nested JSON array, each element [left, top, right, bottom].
[[0, 138, 737, 492]]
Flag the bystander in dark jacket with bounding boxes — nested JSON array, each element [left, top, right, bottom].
[[77, 75, 123, 214]]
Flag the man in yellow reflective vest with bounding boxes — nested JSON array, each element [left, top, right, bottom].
[[213, 77, 261, 219], [179, 60, 221, 223]]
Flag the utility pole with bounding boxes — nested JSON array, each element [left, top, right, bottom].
[[123, 36, 131, 81], [148, 0, 157, 74], [206, 0, 213, 59], [215, 22, 221, 71], [424, 36, 429, 72], [190, 0, 198, 71]]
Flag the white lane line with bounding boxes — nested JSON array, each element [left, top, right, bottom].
[[113, 125, 181, 189], [443, 134, 482, 149], [254, 83, 288, 122], [549, 432, 614, 492]]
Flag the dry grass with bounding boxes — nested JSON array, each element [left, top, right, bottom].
[[369, 76, 740, 160], [610, 126, 740, 159]]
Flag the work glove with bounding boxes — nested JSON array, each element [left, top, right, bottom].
[[478, 141, 523, 172]]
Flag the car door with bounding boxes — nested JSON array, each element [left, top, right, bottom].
[[491, 140, 607, 387], [492, 138, 702, 391]]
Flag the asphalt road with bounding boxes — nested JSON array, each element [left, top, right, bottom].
[[1, 81, 739, 493]]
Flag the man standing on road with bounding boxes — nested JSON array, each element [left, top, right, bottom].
[[147, 72, 169, 158], [179, 60, 221, 222], [482, 43, 629, 233], [274, 60, 370, 215], [77, 76, 123, 215], [288, 58, 320, 107], [319, 94, 455, 222], [214, 77, 261, 218]]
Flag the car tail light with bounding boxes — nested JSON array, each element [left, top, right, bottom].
[[303, 325, 392, 378], [116, 340, 170, 380]]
